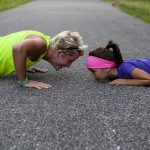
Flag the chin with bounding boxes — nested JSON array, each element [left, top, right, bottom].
[[55, 67, 62, 71], [52, 65, 61, 71], [108, 75, 118, 81], [55, 68, 60, 71]]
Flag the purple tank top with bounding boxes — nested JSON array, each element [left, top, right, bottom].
[[117, 58, 150, 79]]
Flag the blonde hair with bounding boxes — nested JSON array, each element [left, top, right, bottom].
[[51, 31, 87, 55]]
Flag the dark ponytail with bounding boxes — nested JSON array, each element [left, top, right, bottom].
[[105, 41, 123, 67], [89, 40, 123, 67]]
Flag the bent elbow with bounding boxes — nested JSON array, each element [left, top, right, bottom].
[[147, 80, 150, 85]]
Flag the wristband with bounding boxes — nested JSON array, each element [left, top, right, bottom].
[[19, 77, 29, 87]]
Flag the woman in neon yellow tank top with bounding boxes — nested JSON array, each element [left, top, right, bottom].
[[0, 30, 87, 89]]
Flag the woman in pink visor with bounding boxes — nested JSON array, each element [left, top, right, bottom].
[[86, 41, 150, 86]]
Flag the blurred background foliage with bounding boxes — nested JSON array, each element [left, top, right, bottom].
[[0, 0, 32, 12], [106, 0, 150, 23]]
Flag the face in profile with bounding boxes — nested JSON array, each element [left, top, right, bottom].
[[51, 50, 81, 71], [89, 68, 109, 80]]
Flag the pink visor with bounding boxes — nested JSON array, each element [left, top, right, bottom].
[[86, 56, 116, 69]]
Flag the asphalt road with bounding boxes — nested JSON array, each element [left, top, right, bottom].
[[0, 0, 150, 149]]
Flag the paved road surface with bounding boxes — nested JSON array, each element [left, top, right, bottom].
[[0, 0, 150, 149]]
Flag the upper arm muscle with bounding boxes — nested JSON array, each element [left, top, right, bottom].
[[13, 38, 47, 59]]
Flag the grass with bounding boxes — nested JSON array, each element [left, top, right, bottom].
[[0, 0, 33, 12], [106, 0, 150, 23]]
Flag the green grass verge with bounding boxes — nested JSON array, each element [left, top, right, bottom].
[[106, 0, 150, 23], [0, 0, 33, 12]]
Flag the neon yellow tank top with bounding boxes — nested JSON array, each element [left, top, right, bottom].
[[0, 30, 50, 77]]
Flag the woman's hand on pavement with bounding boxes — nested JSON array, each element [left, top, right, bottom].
[[25, 80, 52, 89]]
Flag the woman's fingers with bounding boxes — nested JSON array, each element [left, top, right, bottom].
[[32, 67, 48, 73], [26, 67, 48, 73], [26, 68, 36, 73], [38, 83, 52, 89], [27, 80, 52, 89]]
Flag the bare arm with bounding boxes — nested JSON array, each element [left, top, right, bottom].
[[13, 38, 51, 89], [13, 38, 47, 80], [110, 68, 150, 86]]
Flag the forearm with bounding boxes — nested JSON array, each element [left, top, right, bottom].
[[13, 48, 27, 81], [123, 79, 150, 86]]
